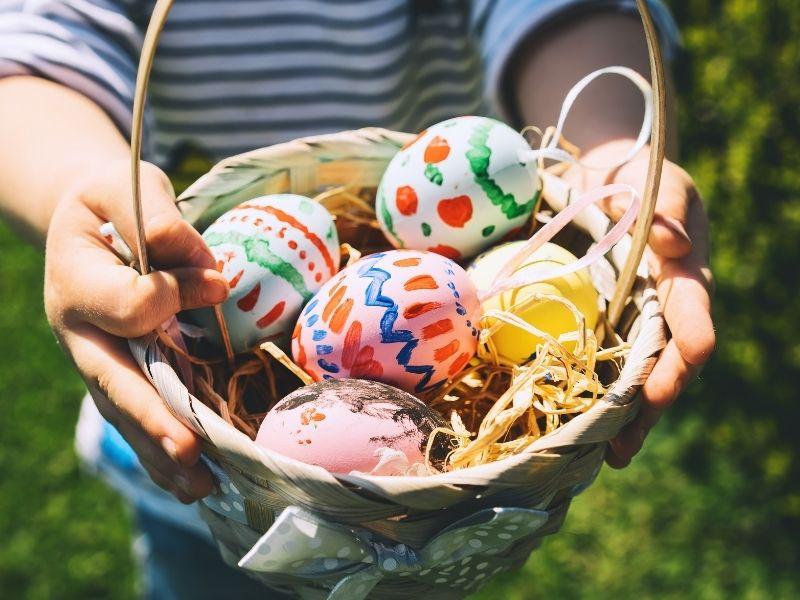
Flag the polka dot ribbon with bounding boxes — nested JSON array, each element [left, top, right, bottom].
[[201, 459, 249, 525], [237, 504, 549, 599]]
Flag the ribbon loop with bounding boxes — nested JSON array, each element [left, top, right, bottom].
[[236, 505, 549, 599], [371, 540, 420, 573], [519, 66, 653, 171], [478, 183, 640, 302]]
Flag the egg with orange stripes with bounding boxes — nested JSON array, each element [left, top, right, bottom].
[[292, 250, 480, 394], [194, 194, 339, 353]]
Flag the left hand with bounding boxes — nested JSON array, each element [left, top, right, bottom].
[[563, 140, 716, 467]]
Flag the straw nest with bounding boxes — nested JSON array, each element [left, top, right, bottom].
[[150, 129, 649, 476]]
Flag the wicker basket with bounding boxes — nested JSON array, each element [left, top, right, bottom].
[[124, 1, 668, 598]]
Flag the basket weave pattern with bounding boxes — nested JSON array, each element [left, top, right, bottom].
[[129, 129, 666, 598]]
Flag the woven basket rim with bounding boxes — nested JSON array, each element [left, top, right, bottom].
[[133, 127, 666, 497]]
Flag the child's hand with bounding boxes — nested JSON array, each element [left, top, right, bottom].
[[564, 141, 716, 467], [44, 160, 229, 502]]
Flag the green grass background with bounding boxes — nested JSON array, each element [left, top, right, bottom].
[[2, 1, 799, 597]]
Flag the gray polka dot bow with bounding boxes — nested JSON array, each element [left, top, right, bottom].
[[236, 504, 549, 598]]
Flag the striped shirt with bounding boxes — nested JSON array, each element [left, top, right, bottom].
[[0, 0, 679, 167]]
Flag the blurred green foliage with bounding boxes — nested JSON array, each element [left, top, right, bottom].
[[1, 1, 798, 598], [479, 1, 800, 597], [0, 231, 137, 598]]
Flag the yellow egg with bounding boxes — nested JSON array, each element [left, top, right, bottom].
[[467, 241, 599, 363]]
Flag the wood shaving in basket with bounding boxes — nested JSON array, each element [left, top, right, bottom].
[[153, 181, 629, 473]]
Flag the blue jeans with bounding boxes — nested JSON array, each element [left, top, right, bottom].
[[133, 507, 286, 600], [77, 397, 291, 599]]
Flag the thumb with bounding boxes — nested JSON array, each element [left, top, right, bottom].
[[67, 249, 229, 339], [603, 189, 693, 259], [86, 160, 216, 270], [109, 266, 230, 338]]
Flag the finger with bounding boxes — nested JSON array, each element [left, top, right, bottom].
[[101, 406, 214, 499], [138, 458, 197, 504], [562, 151, 693, 257], [605, 442, 632, 469], [67, 324, 207, 471], [82, 161, 215, 269], [97, 400, 213, 502], [643, 339, 700, 410], [649, 214, 693, 259], [48, 196, 229, 338], [602, 163, 695, 259], [684, 187, 712, 269], [75, 258, 228, 338], [605, 403, 663, 469], [93, 422, 201, 503], [92, 390, 214, 499], [648, 185, 714, 368], [654, 257, 715, 367], [606, 339, 699, 469]]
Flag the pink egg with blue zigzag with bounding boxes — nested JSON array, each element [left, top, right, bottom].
[[292, 250, 480, 394]]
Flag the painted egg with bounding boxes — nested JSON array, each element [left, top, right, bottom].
[[468, 241, 599, 363], [255, 379, 448, 475], [292, 250, 480, 394], [194, 194, 339, 353], [376, 116, 540, 260]]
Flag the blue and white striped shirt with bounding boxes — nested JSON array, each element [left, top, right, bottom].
[[0, 0, 678, 166]]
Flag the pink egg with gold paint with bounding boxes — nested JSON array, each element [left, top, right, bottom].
[[255, 379, 448, 475], [292, 250, 480, 394]]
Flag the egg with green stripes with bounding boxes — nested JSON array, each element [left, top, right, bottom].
[[376, 116, 541, 261], [193, 194, 340, 354]]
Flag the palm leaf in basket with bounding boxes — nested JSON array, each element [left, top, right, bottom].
[[177, 129, 409, 233]]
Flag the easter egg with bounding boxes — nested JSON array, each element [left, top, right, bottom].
[[194, 194, 339, 353], [468, 241, 599, 363], [292, 250, 480, 394], [376, 116, 540, 260], [255, 379, 448, 475]]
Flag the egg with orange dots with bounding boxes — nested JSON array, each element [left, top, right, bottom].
[[376, 116, 540, 260], [193, 194, 339, 353], [292, 250, 480, 394]]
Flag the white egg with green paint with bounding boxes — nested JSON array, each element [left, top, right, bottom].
[[193, 194, 339, 353], [376, 116, 540, 261]]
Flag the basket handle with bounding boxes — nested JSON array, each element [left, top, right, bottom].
[[608, 0, 667, 326], [129, 0, 175, 274], [127, 0, 665, 327]]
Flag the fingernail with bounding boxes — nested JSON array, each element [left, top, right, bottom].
[[202, 277, 229, 305], [161, 437, 180, 463], [663, 217, 692, 245]]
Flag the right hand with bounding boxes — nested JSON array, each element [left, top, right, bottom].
[[45, 160, 229, 503]]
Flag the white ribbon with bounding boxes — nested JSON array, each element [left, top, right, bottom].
[[519, 66, 654, 170], [478, 183, 640, 302]]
